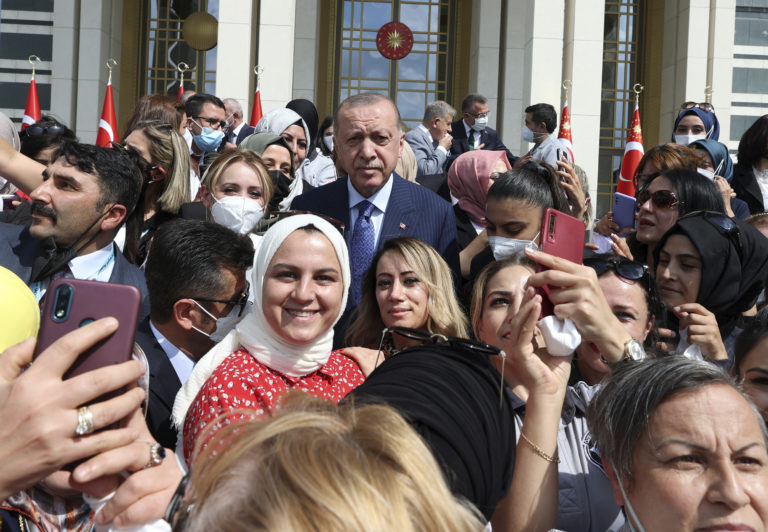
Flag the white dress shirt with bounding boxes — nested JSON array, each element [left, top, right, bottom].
[[149, 320, 195, 385], [347, 175, 394, 250]]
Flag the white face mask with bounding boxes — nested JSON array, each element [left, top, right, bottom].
[[211, 195, 264, 235], [521, 125, 536, 143], [191, 300, 250, 343], [323, 134, 334, 152], [471, 116, 488, 132], [697, 167, 715, 180], [673, 133, 706, 146], [488, 233, 539, 261]]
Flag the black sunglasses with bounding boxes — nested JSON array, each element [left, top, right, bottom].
[[681, 210, 743, 262], [189, 281, 250, 317], [375, 326, 507, 407], [680, 101, 715, 113], [584, 257, 647, 281], [165, 472, 191, 529], [636, 189, 681, 210], [276, 210, 346, 236], [22, 124, 67, 137]]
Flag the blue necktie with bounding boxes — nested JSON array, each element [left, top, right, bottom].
[[349, 200, 376, 306]]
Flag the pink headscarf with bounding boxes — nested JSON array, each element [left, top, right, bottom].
[[448, 150, 511, 227]]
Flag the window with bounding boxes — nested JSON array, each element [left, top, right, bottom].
[[139, 0, 219, 97], [597, 0, 642, 214], [336, 0, 455, 129], [736, 1, 768, 46]]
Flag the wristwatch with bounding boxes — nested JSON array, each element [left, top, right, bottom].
[[600, 338, 645, 365]]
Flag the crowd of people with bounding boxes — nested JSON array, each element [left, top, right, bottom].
[[0, 88, 767, 531]]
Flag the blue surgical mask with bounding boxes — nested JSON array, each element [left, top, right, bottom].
[[471, 116, 488, 132], [192, 120, 225, 152], [323, 134, 334, 152], [614, 461, 646, 532]]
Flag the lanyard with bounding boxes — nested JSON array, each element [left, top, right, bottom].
[[30, 246, 116, 302]]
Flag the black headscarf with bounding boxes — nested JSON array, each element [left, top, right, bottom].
[[654, 213, 768, 337], [286, 99, 319, 151], [344, 342, 516, 521]]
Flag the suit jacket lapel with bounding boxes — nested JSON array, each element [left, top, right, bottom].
[[379, 175, 415, 248], [138, 319, 182, 411]]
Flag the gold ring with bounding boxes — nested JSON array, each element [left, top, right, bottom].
[[75, 406, 95, 436]]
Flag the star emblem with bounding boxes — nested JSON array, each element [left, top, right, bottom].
[[387, 30, 403, 49]]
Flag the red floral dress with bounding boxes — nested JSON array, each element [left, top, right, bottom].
[[182, 348, 365, 462]]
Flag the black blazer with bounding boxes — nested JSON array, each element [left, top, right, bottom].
[[454, 204, 479, 251], [732, 163, 766, 214], [448, 120, 516, 168], [235, 124, 257, 145], [135, 317, 183, 449], [0, 222, 150, 318]]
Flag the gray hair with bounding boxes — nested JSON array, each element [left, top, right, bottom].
[[223, 98, 243, 119], [423, 101, 456, 123], [586, 357, 768, 487], [334, 93, 402, 132], [461, 93, 488, 113]]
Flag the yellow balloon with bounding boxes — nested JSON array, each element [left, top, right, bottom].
[[0, 267, 40, 353]]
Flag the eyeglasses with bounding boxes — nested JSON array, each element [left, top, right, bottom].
[[681, 210, 743, 262], [680, 101, 715, 113], [584, 256, 648, 281], [22, 124, 67, 137], [276, 210, 346, 236], [165, 472, 191, 529], [375, 326, 507, 407], [192, 116, 227, 130], [189, 281, 250, 317], [636, 189, 681, 210], [465, 111, 489, 119]]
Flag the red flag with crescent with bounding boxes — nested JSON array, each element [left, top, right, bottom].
[[22, 79, 41, 131], [557, 99, 575, 163], [617, 104, 644, 196], [249, 85, 263, 127], [95, 81, 119, 148]]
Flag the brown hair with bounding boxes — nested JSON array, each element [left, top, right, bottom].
[[201, 149, 274, 210]]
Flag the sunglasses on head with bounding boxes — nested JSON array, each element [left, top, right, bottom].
[[584, 256, 648, 281], [636, 189, 680, 210], [680, 210, 743, 262], [680, 101, 715, 113], [375, 326, 507, 407], [22, 124, 66, 137]]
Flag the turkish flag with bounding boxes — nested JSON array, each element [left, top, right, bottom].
[[22, 79, 42, 131], [177, 84, 184, 102], [96, 81, 119, 148], [557, 99, 575, 163], [617, 104, 644, 197], [249, 86, 263, 127]]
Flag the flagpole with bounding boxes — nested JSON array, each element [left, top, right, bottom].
[[21, 55, 42, 131], [177, 62, 189, 101], [249, 65, 264, 127], [96, 58, 119, 147], [617, 83, 645, 197]]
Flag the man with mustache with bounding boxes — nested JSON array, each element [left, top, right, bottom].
[[0, 139, 149, 314], [292, 93, 459, 317]]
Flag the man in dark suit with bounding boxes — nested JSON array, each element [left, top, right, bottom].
[[448, 93, 516, 168], [223, 97, 256, 148], [140, 219, 254, 448], [0, 139, 150, 315], [291, 93, 459, 308]]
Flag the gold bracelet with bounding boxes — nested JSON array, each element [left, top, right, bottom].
[[520, 431, 560, 464]]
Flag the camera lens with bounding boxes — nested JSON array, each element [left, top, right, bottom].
[[52, 284, 73, 322]]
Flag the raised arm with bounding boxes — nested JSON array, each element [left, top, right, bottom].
[[0, 136, 45, 194]]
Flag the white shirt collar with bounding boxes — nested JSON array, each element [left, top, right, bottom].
[[68, 242, 115, 282], [347, 173, 393, 214], [232, 122, 244, 137], [149, 320, 196, 384], [462, 118, 474, 136]]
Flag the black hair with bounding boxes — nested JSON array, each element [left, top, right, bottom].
[[735, 307, 768, 376], [50, 139, 142, 216], [20, 115, 77, 161], [645, 168, 726, 216], [318, 115, 334, 156], [487, 162, 569, 213], [737, 114, 768, 169], [145, 219, 255, 323], [461, 93, 488, 113], [184, 93, 226, 119], [525, 103, 557, 133]]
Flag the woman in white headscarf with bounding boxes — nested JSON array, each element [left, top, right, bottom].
[[254, 108, 312, 210], [173, 214, 365, 463]]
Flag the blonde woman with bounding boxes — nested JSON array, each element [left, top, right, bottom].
[[169, 391, 484, 532], [122, 120, 191, 265], [343, 237, 468, 373]]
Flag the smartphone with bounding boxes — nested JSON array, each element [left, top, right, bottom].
[[612, 192, 636, 231], [536, 208, 586, 317], [34, 278, 141, 381]]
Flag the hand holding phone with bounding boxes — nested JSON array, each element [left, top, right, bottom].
[[536, 209, 586, 317], [612, 192, 636, 231]]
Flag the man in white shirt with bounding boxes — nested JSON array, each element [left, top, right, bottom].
[[0, 139, 149, 313], [139, 218, 254, 448], [405, 100, 455, 177]]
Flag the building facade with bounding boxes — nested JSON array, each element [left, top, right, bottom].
[[0, 0, 759, 214]]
